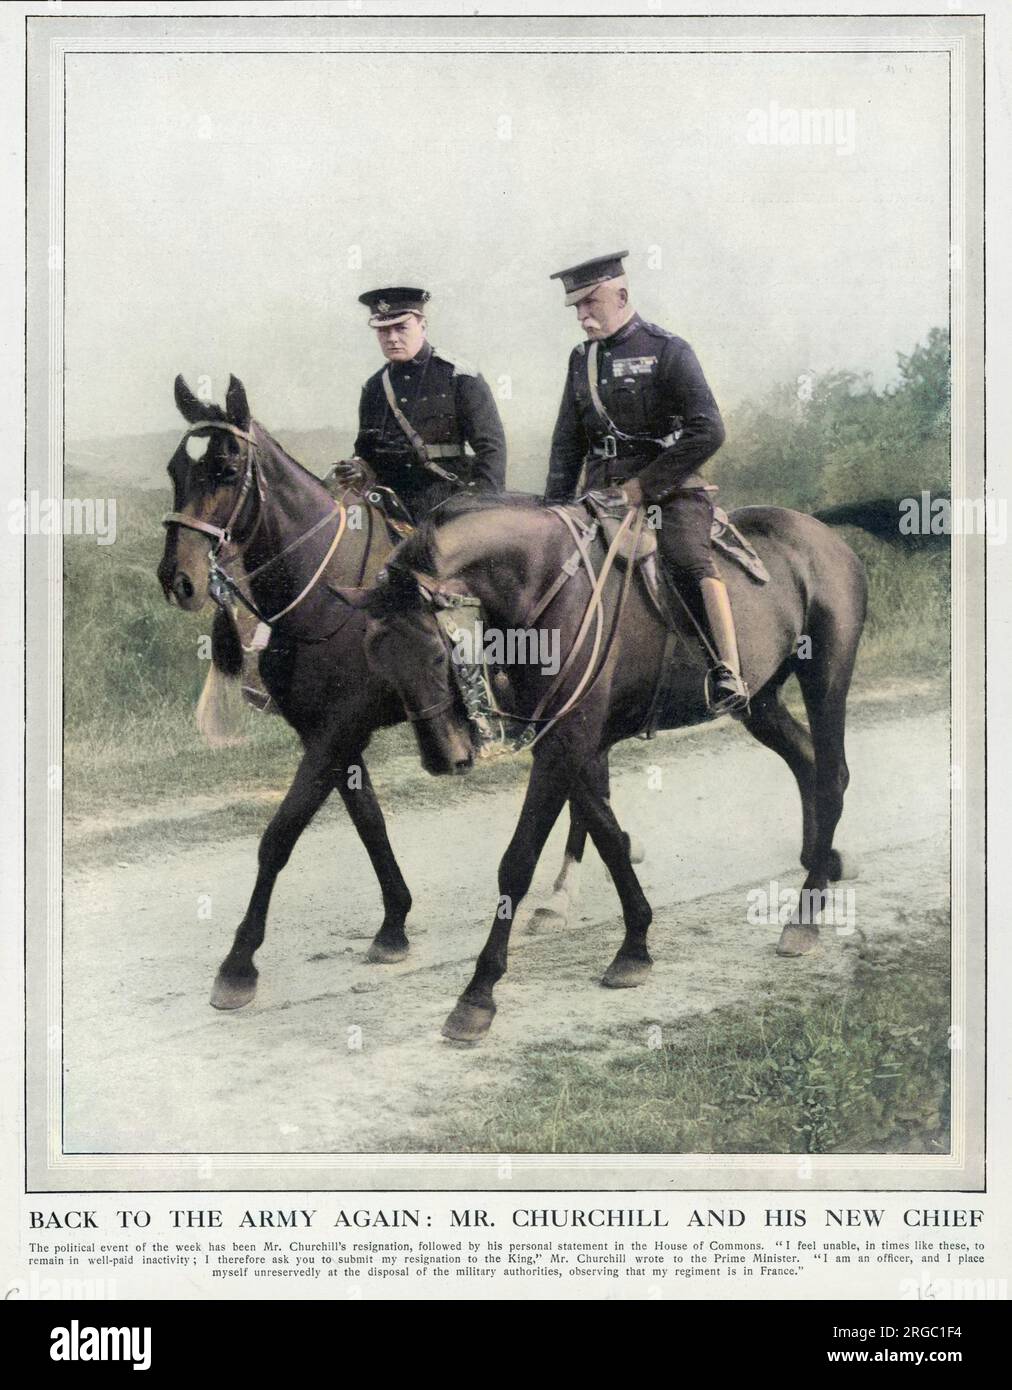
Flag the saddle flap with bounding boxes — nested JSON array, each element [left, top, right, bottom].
[[582, 489, 657, 567], [710, 506, 770, 584]]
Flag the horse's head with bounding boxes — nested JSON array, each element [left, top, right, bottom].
[[157, 374, 258, 611], [361, 565, 475, 776]]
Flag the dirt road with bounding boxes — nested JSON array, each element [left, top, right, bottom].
[[62, 699, 949, 1156]]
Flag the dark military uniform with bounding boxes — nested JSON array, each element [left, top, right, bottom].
[[544, 313, 725, 584], [544, 251, 747, 715], [355, 341, 507, 521]]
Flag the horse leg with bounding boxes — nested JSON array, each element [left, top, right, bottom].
[[211, 743, 334, 1009], [778, 643, 857, 957], [531, 751, 644, 931], [442, 752, 573, 1043], [529, 752, 606, 931], [567, 771, 654, 989], [742, 672, 818, 871], [334, 759, 412, 964]]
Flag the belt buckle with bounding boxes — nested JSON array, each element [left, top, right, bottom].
[[601, 434, 618, 461]]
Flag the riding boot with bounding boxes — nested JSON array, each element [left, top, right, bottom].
[[698, 576, 750, 715]]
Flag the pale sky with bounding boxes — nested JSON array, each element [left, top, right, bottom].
[[64, 48, 949, 443]]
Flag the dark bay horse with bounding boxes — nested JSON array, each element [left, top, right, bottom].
[[359, 497, 868, 1041], [156, 375, 608, 1009]]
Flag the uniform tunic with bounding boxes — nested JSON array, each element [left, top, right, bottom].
[[544, 313, 726, 579], [355, 341, 507, 518]]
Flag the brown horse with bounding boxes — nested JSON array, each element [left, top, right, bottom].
[[156, 375, 617, 1009], [359, 496, 867, 1041]]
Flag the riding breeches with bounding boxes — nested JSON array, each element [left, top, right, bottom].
[[654, 490, 719, 583]]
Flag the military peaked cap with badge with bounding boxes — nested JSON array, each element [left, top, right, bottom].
[[353, 285, 507, 517], [358, 286, 431, 327], [543, 252, 726, 505], [549, 250, 630, 306]]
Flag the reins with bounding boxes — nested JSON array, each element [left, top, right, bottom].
[[518, 505, 644, 749], [411, 503, 646, 752]]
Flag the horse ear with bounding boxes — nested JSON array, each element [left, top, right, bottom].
[[226, 375, 251, 430], [387, 564, 429, 611], [174, 374, 206, 424]]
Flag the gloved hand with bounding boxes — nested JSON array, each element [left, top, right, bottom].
[[328, 457, 369, 489]]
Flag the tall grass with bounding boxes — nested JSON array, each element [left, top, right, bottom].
[[849, 531, 950, 676]]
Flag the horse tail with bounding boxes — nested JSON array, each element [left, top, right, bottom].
[[813, 495, 949, 546], [195, 605, 248, 748]]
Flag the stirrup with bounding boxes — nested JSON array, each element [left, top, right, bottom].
[[705, 663, 750, 717]]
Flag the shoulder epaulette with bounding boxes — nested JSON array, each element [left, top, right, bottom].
[[640, 320, 679, 343], [432, 348, 478, 378]]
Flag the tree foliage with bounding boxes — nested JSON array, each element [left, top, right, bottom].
[[711, 327, 950, 510]]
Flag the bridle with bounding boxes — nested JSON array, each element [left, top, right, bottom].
[[403, 692, 458, 724], [368, 575, 463, 727], [162, 419, 347, 627]]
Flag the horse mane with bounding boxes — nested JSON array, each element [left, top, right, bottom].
[[397, 490, 546, 575], [252, 421, 334, 492], [439, 489, 544, 515]]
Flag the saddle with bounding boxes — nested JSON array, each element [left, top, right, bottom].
[[575, 488, 770, 630], [572, 489, 769, 737], [586, 489, 659, 566]]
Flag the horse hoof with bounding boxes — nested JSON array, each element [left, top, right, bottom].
[[601, 956, 652, 989], [777, 923, 820, 957], [209, 974, 257, 1010], [828, 849, 860, 881], [528, 906, 567, 933], [365, 938, 409, 964], [528, 890, 571, 933], [441, 1000, 496, 1043], [627, 836, 646, 865]]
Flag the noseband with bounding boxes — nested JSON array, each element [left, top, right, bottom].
[[403, 693, 458, 724]]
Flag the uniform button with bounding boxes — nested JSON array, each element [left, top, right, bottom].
[[400, 397, 408, 404]]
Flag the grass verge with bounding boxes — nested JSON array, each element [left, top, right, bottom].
[[393, 924, 950, 1155]]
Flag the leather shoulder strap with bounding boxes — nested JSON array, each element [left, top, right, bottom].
[[585, 341, 613, 430], [381, 368, 428, 463], [586, 342, 637, 443], [586, 340, 675, 450]]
